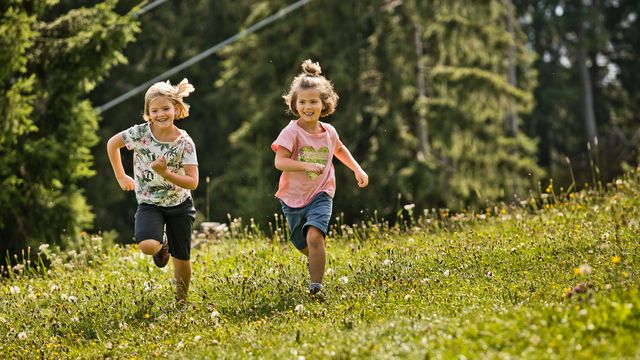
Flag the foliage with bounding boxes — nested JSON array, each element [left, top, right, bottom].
[[0, 0, 139, 265], [1, 171, 639, 358]]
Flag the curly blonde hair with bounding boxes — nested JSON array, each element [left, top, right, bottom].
[[143, 78, 195, 121], [283, 59, 339, 118]]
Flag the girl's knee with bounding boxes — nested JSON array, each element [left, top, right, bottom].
[[138, 239, 160, 255]]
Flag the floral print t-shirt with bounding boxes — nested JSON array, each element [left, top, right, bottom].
[[122, 122, 198, 207]]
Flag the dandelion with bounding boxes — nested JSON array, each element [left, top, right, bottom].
[[339, 276, 349, 284], [574, 264, 592, 276], [18, 332, 27, 340], [611, 256, 621, 264], [9, 285, 20, 295]]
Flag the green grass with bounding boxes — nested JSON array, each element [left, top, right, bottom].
[[2, 174, 640, 359]]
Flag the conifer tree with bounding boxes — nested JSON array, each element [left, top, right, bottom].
[[0, 0, 138, 265]]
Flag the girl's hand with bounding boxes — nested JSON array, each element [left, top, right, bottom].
[[117, 175, 135, 191], [151, 156, 168, 175], [304, 162, 325, 175], [355, 168, 369, 188]]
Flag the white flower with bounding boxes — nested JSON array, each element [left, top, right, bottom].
[[339, 276, 349, 284], [383, 259, 393, 266], [60, 294, 68, 301], [404, 294, 412, 300], [579, 264, 593, 275], [176, 340, 184, 350], [403, 204, 415, 211], [9, 286, 20, 295], [18, 332, 27, 340], [210, 311, 220, 320], [194, 335, 202, 342], [68, 296, 78, 304], [294, 304, 304, 313], [38, 244, 50, 252], [326, 268, 335, 275], [443, 270, 450, 277], [71, 316, 79, 322], [144, 282, 152, 292]]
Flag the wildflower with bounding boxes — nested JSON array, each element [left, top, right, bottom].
[[443, 270, 450, 277], [176, 340, 184, 350], [574, 264, 592, 276], [38, 244, 50, 252], [382, 259, 393, 266], [403, 204, 415, 211], [294, 304, 305, 313], [194, 335, 202, 342], [9, 286, 20, 295], [210, 311, 220, 320], [611, 256, 621, 264], [18, 332, 27, 340], [326, 268, 335, 275], [68, 296, 78, 304], [404, 294, 412, 300], [339, 276, 349, 284]]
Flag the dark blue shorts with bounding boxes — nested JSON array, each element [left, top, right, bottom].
[[134, 197, 196, 260], [280, 192, 333, 250]]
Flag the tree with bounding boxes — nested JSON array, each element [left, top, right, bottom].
[[0, 0, 138, 266]]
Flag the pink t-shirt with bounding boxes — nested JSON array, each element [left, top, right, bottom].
[[272, 120, 342, 208]]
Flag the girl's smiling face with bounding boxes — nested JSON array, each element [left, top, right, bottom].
[[295, 88, 323, 124], [148, 96, 177, 127]]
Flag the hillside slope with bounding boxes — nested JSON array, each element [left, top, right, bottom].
[[1, 174, 639, 359]]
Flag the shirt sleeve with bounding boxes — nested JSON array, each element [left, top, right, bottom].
[[121, 124, 139, 151], [182, 137, 198, 165], [271, 125, 296, 153]]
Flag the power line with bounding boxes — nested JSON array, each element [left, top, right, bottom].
[[98, 0, 314, 114], [134, 0, 169, 17]]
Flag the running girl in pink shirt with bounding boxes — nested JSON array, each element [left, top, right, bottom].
[[272, 60, 369, 297]]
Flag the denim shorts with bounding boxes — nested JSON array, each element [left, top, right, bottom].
[[134, 197, 196, 260], [280, 192, 333, 250]]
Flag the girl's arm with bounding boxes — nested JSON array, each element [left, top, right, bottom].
[[106, 133, 135, 191], [151, 157, 199, 190], [274, 147, 325, 174], [334, 141, 369, 188]]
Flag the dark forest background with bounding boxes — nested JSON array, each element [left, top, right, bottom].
[[2, 0, 639, 262]]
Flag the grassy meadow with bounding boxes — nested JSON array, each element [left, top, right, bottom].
[[2, 173, 640, 359]]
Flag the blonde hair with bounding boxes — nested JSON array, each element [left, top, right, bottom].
[[283, 59, 339, 117], [143, 78, 195, 121]]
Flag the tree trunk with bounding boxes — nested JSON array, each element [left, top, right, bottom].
[[577, 2, 598, 147], [414, 22, 430, 160], [505, 0, 518, 136]]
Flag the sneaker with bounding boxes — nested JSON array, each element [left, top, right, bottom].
[[153, 238, 169, 268], [310, 289, 326, 302]]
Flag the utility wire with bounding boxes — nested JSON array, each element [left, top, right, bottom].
[[134, 0, 169, 17], [98, 0, 314, 114]]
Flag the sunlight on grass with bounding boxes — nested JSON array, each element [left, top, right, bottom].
[[1, 173, 639, 358]]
